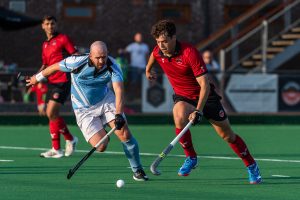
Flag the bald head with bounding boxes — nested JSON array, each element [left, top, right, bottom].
[[90, 41, 107, 54], [89, 41, 108, 69]]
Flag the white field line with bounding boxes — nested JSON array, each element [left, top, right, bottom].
[[272, 175, 291, 178], [1, 145, 300, 164], [0, 159, 14, 162]]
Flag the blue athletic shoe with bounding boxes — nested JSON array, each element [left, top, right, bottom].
[[247, 162, 262, 184], [178, 157, 198, 176]]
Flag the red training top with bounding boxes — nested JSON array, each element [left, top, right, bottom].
[[42, 33, 76, 84], [152, 41, 210, 100]]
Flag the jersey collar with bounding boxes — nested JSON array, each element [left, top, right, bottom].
[[158, 40, 181, 58], [88, 57, 114, 77], [46, 32, 59, 42]]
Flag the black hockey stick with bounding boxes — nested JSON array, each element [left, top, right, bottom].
[[67, 127, 116, 179]]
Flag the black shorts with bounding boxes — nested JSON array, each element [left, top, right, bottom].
[[173, 91, 227, 121], [46, 82, 71, 104]]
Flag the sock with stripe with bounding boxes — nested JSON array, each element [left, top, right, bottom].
[[176, 128, 197, 158], [55, 117, 73, 141], [228, 134, 255, 167], [49, 120, 61, 150]]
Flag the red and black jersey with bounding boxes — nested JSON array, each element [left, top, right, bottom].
[[42, 33, 76, 84], [152, 41, 213, 100]]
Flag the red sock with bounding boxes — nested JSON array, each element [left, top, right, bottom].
[[55, 117, 73, 141], [176, 128, 197, 158], [229, 134, 255, 167], [49, 120, 60, 150]]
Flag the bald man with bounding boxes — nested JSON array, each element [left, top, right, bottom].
[[26, 41, 149, 181]]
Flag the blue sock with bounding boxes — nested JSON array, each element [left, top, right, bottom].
[[121, 137, 142, 172]]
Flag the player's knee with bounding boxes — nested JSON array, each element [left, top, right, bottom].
[[174, 116, 188, 128], [96, 144, 107, 152], [96, 137, 110, 152], [47, 112, 58, 120], [221, 132, 236, 143]]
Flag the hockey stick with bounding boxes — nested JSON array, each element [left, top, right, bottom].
[[150, 121, 193, 175], [67, 127, 117, 179], [17, 72, 22, 80]]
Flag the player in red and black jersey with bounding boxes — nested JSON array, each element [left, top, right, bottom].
[[38, 15, 78, 158], [146, 19, 262, 184]]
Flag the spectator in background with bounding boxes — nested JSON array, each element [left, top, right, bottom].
[[123, 32, 149, 100], [116, 48, 129, 84], [0, 91, 4, 103], [202, 49, 221, 93], [26, 82, 48, 116], [202, 50, 221, 73]]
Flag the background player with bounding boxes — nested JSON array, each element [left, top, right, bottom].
[[26, 41, 149, 181], [39, 15, 78, 158], [26, 82, 48, 116], [145, 19, 262, 184]]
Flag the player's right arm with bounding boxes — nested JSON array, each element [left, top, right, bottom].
[[145, 52, 157, 81], [26, 63, 60, 86], [38, 64, 47, 72]]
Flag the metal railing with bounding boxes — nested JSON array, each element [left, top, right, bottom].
[[196, 0, 274, 51], [220, 0, 300, 73]]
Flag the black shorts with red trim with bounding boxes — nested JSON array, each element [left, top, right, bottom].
[[172, 90, 227, 121], [46, 81, 70, 104]]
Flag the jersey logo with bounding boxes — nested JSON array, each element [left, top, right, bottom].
[[53, 92, 60, 100], [51, 40, 57, 46], [161, 58, 165, 63], [175, 58, 182, 64]]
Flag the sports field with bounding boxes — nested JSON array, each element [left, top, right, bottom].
[[1, 124, 300, 200]]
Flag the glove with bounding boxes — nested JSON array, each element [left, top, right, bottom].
[[115, 114, 125, 130], [192, 110, 203, 125]]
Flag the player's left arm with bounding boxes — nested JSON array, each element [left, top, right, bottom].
[[112, 81, 127, 130], [187, 47, 210, 123], [110, 58, 127, 129], [195, 75, 210, 112], [110, 58, 125, 115], [188, 74, 210, 124], [112, 81, 124, 114]]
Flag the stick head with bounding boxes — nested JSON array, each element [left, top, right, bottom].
[[150, 165, 161, 176], [67, 169, 74, 179]]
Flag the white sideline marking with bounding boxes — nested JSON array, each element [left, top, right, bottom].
[[0, 159, 14, 162], [272, 175, 291, 178], [1, 145, 300, 164]]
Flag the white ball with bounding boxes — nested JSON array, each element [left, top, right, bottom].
[[116, 179, 125, 188]]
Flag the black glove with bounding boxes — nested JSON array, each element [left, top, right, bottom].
[[115, 114, 125, 130], [192, 110, 203, 125]]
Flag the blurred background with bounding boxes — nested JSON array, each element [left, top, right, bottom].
[[0, 0, 299, 118]]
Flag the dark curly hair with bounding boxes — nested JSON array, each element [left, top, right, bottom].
[[151, 19, 176, 38], [42, 15, 57, 23]]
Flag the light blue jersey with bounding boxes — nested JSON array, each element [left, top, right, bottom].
[[59, 54, 123, 109]]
